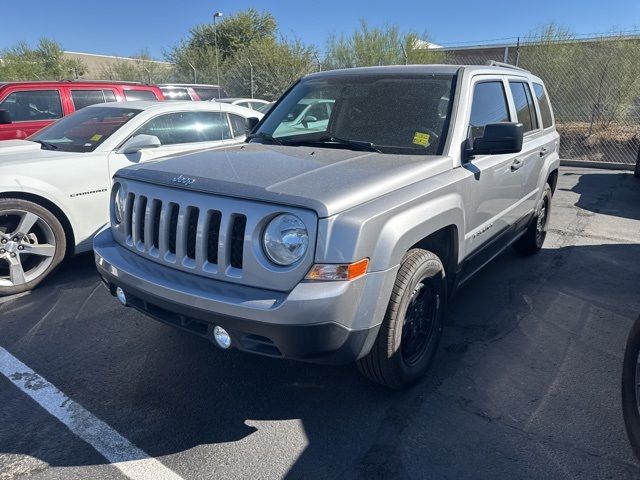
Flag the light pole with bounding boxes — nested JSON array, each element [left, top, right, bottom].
[[213, 11, 223, 98]]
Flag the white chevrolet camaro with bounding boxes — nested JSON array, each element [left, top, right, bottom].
[[0, 100, 262, 295]]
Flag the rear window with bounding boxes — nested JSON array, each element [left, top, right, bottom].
[[533, 83, 553, 128], [508, 81, 538, 133], [124, 89, 158, 102], [71, 90, 115, 110], [0, 90, 62, 122]]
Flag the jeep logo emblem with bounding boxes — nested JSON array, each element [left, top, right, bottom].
[[172, 175, 196, 186]]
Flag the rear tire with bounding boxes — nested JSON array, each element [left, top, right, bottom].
[[0, 198, 66, 296], [357, 249, 445, 389], [512, 184, 552, 255]]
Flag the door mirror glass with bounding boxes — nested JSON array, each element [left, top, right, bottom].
[[118, 134, 161, 154], [472, 122, 523, 155], [0, 109, 11, 124], [245, 116, 260, 135]]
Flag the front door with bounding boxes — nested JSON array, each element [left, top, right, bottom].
[[462, 77, 524, 256]]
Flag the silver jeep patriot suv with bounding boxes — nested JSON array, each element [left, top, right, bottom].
[[94, 64, 559, 389]]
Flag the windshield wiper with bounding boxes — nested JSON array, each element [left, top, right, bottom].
[[34, 140, 58, 151], [246, 131, 283, 145], [315, 135, 381, 153]]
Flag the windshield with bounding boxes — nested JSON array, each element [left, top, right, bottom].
[[253, 73, 456, 155], [29, 106, 141, 152]]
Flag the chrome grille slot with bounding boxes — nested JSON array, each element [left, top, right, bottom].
[[112, 179, 317, 291], [206, 210, 222, 265], [151, 200, 162, 250], [185, 207, 199, 260], [132, 195, 147, 249], [230, 214, 247, 269], [167, 203, 179, 255]]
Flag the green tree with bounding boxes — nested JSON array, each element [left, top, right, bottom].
[[98, 49, 175, 83], [166, 9, 277, 83], [222, 37, 317, 100], [324, 21, 446, 69], [0, 38, 86, 81]]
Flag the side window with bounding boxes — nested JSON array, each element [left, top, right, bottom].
[[228, 113, 247, 137], [236, 101, 250, 109], [124, 89, 158, 101], [71, 90, 106, 110], [508, 82, 538, 133], [533, 83, 553, 129], [134, 111, 232, 145], [469, 81, 510, 140], [103, 90, 117, 102], [0, 90, 62, 122]]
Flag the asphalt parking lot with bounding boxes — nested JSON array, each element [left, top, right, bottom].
[[1, 166, 639, 480]]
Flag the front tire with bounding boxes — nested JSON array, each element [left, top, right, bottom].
[[513, 184, 552, 255], [357, 249, 445, 389], [0, 199, 66, 296]]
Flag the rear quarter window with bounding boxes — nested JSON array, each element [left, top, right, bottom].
[[533, 83, 554, 128]]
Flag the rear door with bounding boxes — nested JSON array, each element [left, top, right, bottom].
[[505, 77, 546, 215], [0, 87, 64, 139]]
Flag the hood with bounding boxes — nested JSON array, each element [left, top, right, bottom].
[[0, 140, 72, 165], [116, 143, 452, 217]]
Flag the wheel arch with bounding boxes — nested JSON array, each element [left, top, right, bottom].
[[0, 191, 75, 257]]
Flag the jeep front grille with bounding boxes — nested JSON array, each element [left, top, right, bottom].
[[124, 193, 247, 271], [111, 179, 317, 291]]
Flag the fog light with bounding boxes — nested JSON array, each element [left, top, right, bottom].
[[115, 287, 127, 306], [213, 326, 231, 349]]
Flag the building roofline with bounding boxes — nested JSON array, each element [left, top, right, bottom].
[[63, 51, 172, 65]]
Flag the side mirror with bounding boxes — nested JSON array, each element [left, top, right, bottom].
[[0, 110, 11, 125], [301, 115, 317, 128], [245, 117, 260, 135], [118, 134, 161, 154], [471, 122, 523, 155]]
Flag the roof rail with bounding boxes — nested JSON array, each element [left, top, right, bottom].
[[486, 60, 530, 72]]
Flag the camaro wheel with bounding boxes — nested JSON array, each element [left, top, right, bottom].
[[357, 249, 445, 389], [513, 184, 552, 255], [0, 199, 66, 296], [622, 315, 640, 461]]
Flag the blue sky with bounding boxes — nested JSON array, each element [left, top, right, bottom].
[[2, 0, 638, 58]]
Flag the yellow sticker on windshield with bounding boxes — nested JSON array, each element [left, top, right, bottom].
[[90, 134, 103, 142], [413, 132, 430, 147]]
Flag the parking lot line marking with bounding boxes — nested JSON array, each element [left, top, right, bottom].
[[0, 347, 185, 480]]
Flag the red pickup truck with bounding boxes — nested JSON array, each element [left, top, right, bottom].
[[0, 81, 164, 140]]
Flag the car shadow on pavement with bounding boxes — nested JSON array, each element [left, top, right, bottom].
[[561, 170, 640, 221], [1, 241, 640, 479]]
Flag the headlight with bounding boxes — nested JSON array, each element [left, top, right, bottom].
[[113, 183, 127, 224], [263, 214, 309, 266]]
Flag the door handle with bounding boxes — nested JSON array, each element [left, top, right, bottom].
[[511, 159, 524, 171], [539, 147, 548, 157]]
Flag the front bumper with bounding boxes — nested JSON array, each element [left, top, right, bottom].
[[94, 228, 396, 364]]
